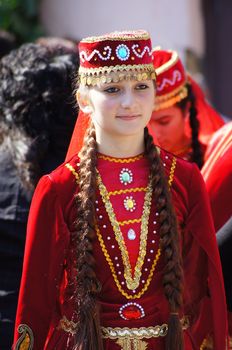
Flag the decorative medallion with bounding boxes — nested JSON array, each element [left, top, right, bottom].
[[119, 302, 145, 320], [124, 196, 136, 212], [119, 168, 133, 185], [127, 228, 136, 240], [116, 44, 130, 61]]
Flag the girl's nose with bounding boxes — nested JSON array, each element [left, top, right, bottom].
[[120, 89, 135, 109]]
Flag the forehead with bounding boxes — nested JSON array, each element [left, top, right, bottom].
[[152, 106, 183, 119]]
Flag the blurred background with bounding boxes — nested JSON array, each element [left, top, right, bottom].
[[0, 0, 232, 119]]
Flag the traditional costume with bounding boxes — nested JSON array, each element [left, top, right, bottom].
[[148, 49, 224, 163], [13, 31, 227, 350]]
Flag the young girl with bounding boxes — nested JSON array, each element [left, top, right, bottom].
[[13, 30, 227, 350], [148, 49, 224, 169]]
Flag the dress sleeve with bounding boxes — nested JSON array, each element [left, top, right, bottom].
[[13, 175, 70, 350]]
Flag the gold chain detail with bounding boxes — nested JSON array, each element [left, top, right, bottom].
[[119, 218, 142, 226], [65, 163, 79, 182], [108, 187, 147, 196], [57, 316, 78, 335], [98, 154, 144, 163], [96, 171, 153, 291], [95, 224, 161, 299], [168, 156, 176, 187]]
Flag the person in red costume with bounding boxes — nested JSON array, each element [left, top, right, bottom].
[[148, 49, 224, 169], [13, 30, 227, 350]]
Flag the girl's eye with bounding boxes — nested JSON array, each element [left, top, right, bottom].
[[135, 83, 149, 90], [103, 86, 120, 93], [158, 118, 171, 125]]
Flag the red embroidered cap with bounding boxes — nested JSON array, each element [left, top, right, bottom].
[[152, 49, 188, 110], [78, 30, 156, 86]]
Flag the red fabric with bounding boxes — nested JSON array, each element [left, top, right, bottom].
[[65, 111, 90, 161], [202, 122, 232, 231], [13, 150, 227, 349], [186, 76, 225, 144], [79, 31, 153, 70]]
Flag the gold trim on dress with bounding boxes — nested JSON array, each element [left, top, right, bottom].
[[57, 315, 78, 335], [96, 170, 153, 291], [98, 154, 144, 163], [102, 317, 189, 350], [14, 324, 34, 350]]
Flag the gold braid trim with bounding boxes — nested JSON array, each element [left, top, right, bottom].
[[108, 187, 147, 196], [14, 324, 34, 350], [98, 154, 144, 163], [96, 171, 153, 291], [168, 156, 177, 187], [96, 222, 161, 299], [65, 163, 79, 182], [119, 218, 142, 226]]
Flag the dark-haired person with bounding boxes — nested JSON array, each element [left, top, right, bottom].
[[13, 31, 227, 350], [0, 42, 78, 349], [148, 49, 224, 169]]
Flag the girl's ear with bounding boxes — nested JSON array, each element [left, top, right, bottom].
[[76, 91, 93, 114]]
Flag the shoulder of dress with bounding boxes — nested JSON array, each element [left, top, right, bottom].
[[47, 154, 80, 186]]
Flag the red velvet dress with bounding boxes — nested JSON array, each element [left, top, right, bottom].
[[13, 149, 227, 350]]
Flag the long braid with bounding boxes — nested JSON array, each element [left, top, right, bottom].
[[73, 122, 103, 350], [187, 84, 204, 169], [144, 127, 184, 350], [178, 84, 204, 169]]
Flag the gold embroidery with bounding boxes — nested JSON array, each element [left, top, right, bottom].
[[96, 170, 153, 291], [168, 156, 176, 187], [98, 154, 144, 163], [116, 338, 148, 350], [57, 315, 78, 335], [200, 335, 214, 350], [119, 218, 142, 226], [96, 223, 161, 299], [108, 186, 147, 196], [101, 325, 168, 339], [14, 324, 34, 350], [65, 163, 79, 182], [102, 318, 189, 350]]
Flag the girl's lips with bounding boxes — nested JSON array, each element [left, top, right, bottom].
[[116, 115, 140, 120]]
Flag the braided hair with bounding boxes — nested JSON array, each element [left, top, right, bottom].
[[73, 121, 184, 349], [178, 84, 204, 169], [73, 122, 103, 350]]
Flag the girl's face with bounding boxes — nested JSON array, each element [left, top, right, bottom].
[[79, 78, 155, 141], [149, 106, 189, 153]]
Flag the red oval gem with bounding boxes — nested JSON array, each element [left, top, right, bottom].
[[122, 305, 142, 320]]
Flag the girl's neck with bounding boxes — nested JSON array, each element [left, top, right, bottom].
[[96, 131, 145, 158]]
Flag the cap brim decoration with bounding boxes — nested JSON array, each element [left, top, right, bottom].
[[78, 30, 156, 86], [152, 49, 188, 111]]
